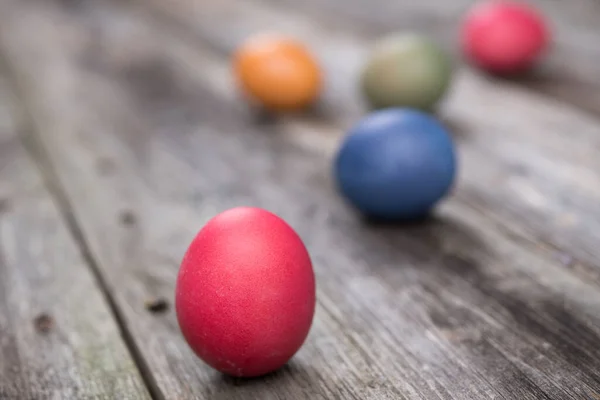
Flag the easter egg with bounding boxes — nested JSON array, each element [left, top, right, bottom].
[[334, 108, 457, 220], [360, 34, 452, 111], [233, 33, 322, 111], [461, 0, 550, 74], [175, 207, 316, 377]]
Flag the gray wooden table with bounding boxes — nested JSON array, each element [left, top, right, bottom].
[[1, 0, 600, 398]]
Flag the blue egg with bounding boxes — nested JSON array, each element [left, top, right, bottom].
[[334, 108, 457, 220]]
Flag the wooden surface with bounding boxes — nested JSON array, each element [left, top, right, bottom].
[[1, 0, 600, 398], [0, 49, 150, 399]]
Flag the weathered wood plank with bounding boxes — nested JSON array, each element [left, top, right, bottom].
[[255, 0, 600, 115], [133, 0, 600, 288], [147, 0, 600, 115], [2, 0, 600, 399], [0, 52, 151, 400]]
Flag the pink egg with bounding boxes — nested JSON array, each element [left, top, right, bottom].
[[175, 207, 316, 377], [461, 1, 550, 74]]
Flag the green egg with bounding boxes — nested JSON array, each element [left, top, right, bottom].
[[360, 34, 453, 111]]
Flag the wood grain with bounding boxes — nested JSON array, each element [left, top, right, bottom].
[[252, 0, 600, 116], [137, 0, 600, 115], [1, 0, 600, 399], [0, 53, 150, 399], [134, 0, 600, 288]]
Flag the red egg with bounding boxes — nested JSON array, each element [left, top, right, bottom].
[[175, 207, 316, 377], [461, 0, 550, 74]]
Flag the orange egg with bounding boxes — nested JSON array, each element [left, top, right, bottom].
[[234, 34, 322, 111]]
